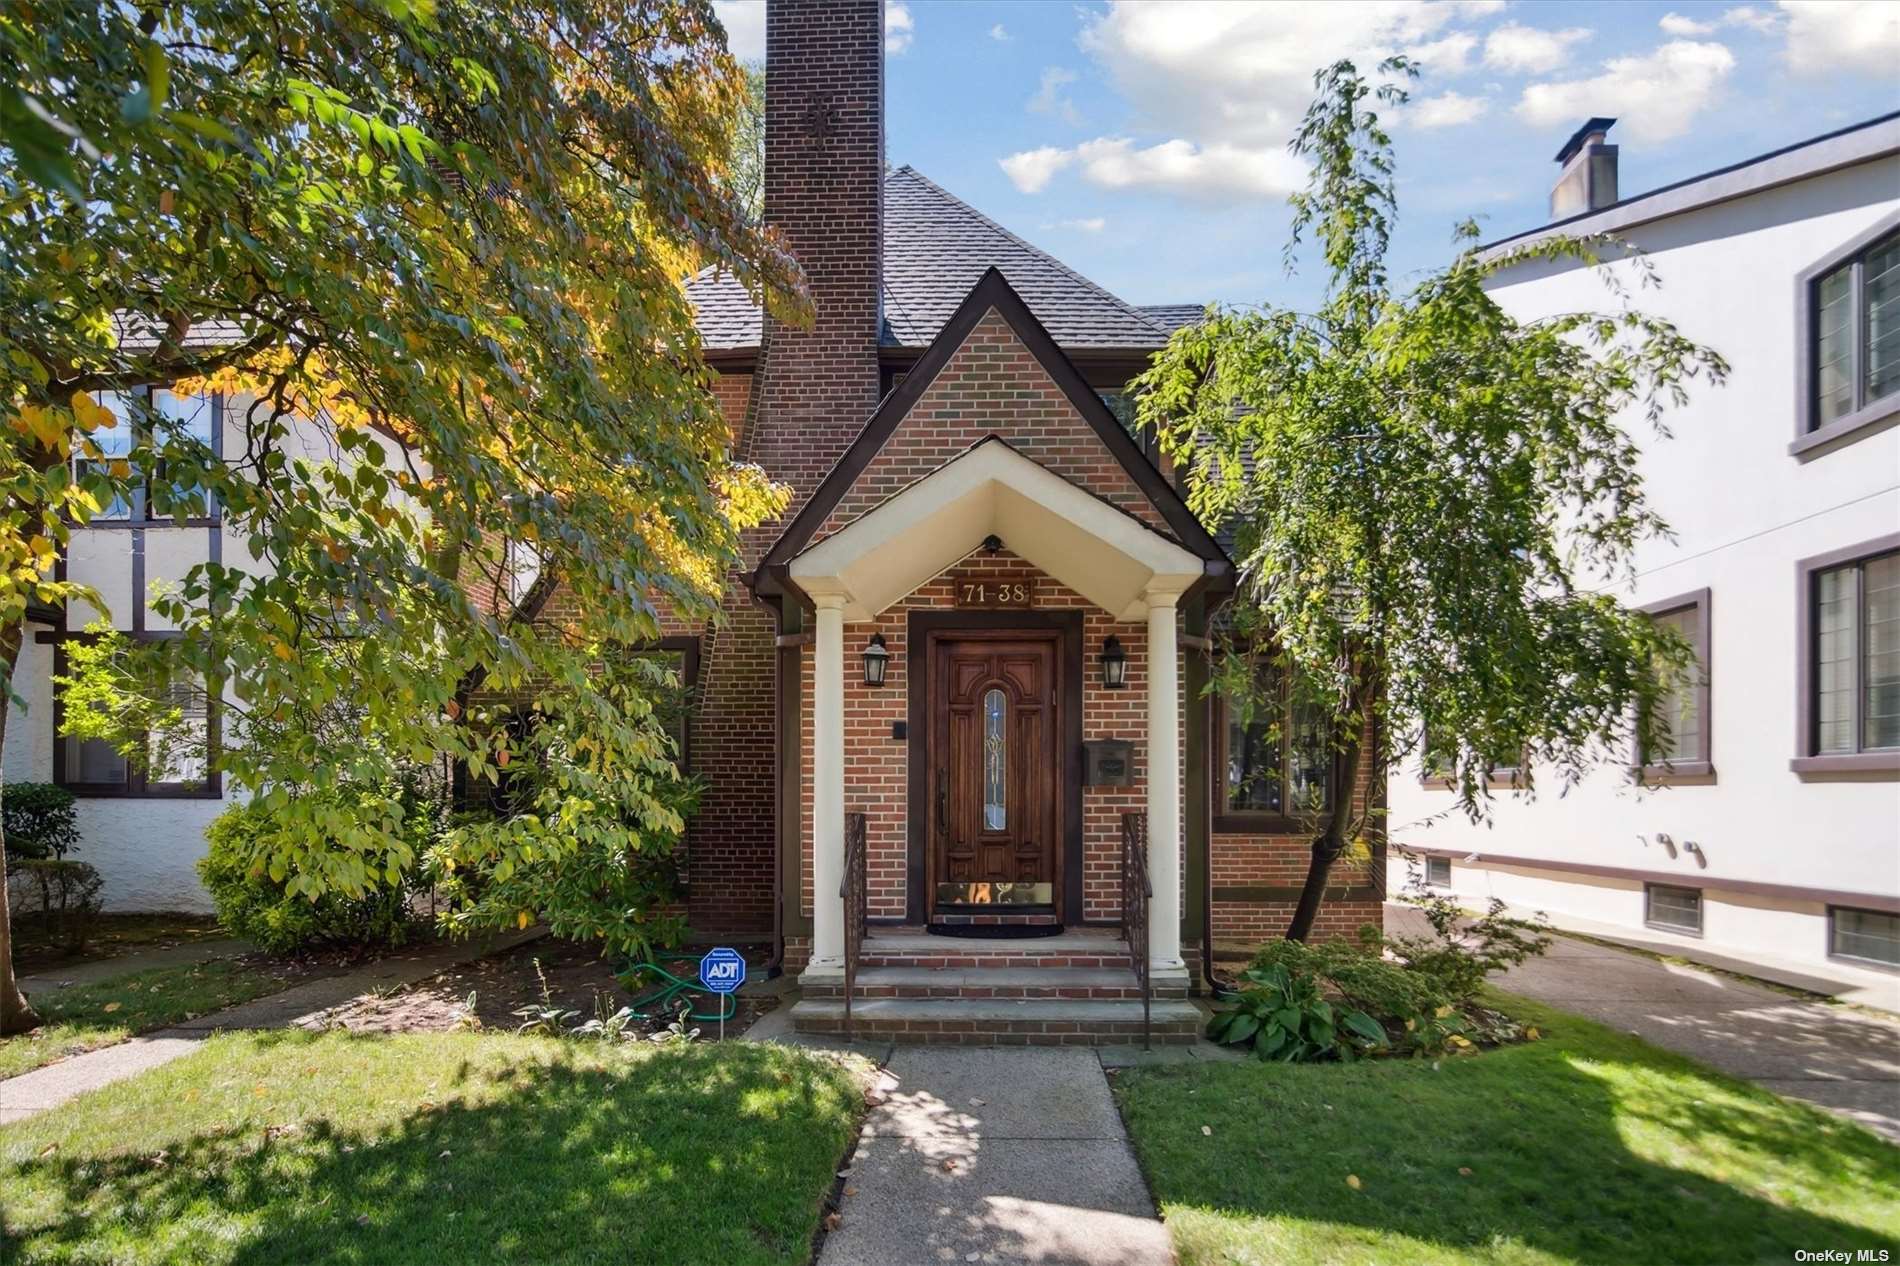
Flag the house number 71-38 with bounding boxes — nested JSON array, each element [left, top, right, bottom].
[[956, 580, 1031, 608]]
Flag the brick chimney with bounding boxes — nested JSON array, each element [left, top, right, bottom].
[[748, 0, 886, 507], [1550, 117, 1618, 220]]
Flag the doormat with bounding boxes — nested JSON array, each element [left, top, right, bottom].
[[924, 922, 1066, 940]]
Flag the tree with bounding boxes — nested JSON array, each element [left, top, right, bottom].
[[0, 0, 802, 1033], [1135, 60, 1728, 943]]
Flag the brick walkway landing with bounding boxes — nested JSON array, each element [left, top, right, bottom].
[[792, 927, 1201, 1046]]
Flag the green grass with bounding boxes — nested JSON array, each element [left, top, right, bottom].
[[0, 959, 309, 1079], [1116, 993, 1900, 1265], [0, 1031, 869, 1266]]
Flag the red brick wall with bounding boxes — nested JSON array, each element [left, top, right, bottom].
[[685, 0, 886, 938], [797, 551, 1183, 927], [815, 311, 1175, 544]]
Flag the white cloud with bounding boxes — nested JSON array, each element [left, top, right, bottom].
[[1720, 6, 1783, 32], [1045, 217, 1108, 233], [1659, 11, 1716, 35], [1517, 40, 1737, 142], [1412, 32, 1478, 75], [999, 146, 1074, 194], [885, 2, 913, 54], [1483, 23, 1592, 73], [1076, 137, 1306, 201], [1778, 1, 1900, 76], [711, 0, 764, 62], [1077, 1, 1494, 149], [1028, 67, 1082, 125], [1404, 90, 1490, 129], [990, 23, 1010, 42]]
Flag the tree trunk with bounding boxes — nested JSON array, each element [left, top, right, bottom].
[[1283, 685, 1368, 944], [0, 615, 43, 1034]]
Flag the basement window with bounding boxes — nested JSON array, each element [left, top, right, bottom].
[[1644, 883, 1703, 936], [1829, 906, 1900, 968], [1424, 855, 1451, 887]]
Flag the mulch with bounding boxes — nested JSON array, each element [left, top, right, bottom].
[[320, 937, 781, 1041]]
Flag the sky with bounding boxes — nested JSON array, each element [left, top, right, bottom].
[[711, 0, 1898, 314]]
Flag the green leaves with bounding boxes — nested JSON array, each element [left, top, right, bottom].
[[1137, 59, 1726, 828]]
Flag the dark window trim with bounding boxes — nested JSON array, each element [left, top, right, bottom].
[[51, 634, 222, 800], [1793, 533, 1900, 778], [629, 635, 701, 773], [1211, 659, 1327, 835], [1633, 587, 1714, 783], [1424, 854, 1452, 887], [1643, 882, 1704, 937], [1827, 904, 1900, 972], [1791, 209, 1900, 458], [74, 387, 225, 526]]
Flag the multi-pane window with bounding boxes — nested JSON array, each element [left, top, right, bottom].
[[1830, 907, 1900, 968], [1813, 229, 1900, 428], [1812, 549, 1899, 756], [628, 639, 699, 772], [1425, 855, 1451, 887], [56, 655, 218, 799], [1644, 883, 1703, 935], [1217, 662, 1329, 821], [76, 388, 219, 522], [1636, 591, 1711, 773]]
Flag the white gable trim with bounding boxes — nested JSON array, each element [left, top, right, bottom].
[[788, 439, 1205, 621]]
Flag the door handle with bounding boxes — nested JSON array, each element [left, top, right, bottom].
[[937, 776, 948, 833]]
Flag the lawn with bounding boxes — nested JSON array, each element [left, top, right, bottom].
[[1116, 993, 1900, 1265], [0, 1031, 870, 1266], [0, 958, 317, 1079]]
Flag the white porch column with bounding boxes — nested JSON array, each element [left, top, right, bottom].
[[1146, 589, 1184, 970], [809, 595, 847, 971]]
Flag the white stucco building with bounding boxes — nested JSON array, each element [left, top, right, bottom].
[[1388, 114, 1900, 997]]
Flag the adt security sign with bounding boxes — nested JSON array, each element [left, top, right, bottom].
[[699, 947, 746, 995]]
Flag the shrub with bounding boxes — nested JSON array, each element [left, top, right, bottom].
[[6, 858, 104, 953], [199, 800, 429, 955], [1388, 891, 1552, 1002], [1249, 931, 1449, 1022], [3, 782, 81, 860], [1207, 961, 1388, 1062]]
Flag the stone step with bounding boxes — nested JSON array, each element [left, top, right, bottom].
[[802, 965, 1189, 1001], [860, 927, 1133, 970], [790, 996, 1204, 1046]]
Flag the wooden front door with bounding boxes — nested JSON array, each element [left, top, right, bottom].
[[928, 633, 1061, 914]]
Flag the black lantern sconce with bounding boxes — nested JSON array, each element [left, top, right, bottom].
[[862, 633, 891, 687], [1099, 635, 1128, 689]]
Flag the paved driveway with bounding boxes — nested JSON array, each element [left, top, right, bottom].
[[1388, 907, 1900, 1142]]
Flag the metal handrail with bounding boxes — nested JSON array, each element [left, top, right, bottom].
[[1121, 812, 1153, 1050], [840, 812, 868, 1039]]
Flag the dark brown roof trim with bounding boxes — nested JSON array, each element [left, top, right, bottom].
[[754, 267, 1228, 592], [1397, 843, 1900, 914]]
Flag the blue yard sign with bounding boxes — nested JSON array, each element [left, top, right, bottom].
[[699, 947, 746, 996]]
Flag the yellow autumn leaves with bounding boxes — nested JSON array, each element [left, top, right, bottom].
[[8, 390, 121, 463]]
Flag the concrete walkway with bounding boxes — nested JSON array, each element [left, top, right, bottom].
[[819, 1047, 1173, 1266], [1385, 907, 1900, 1142], [17, 937, 252, 994], [0, 929, 543, 1124]]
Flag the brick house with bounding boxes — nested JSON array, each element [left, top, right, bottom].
[[670, 0, 1385, 1043]]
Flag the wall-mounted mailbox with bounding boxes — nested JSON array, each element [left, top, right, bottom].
[[1083, 739, 1134, 787]]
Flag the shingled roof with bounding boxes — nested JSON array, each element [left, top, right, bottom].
[[686, 166, 1185, 354]]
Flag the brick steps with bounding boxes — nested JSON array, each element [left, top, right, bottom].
[[789, 997, 1203, 1045], [858, 927, 1132, 970], [802, 965, 1187, 1001]]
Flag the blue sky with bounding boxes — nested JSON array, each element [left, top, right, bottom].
[[715, 1, 1898, 313]]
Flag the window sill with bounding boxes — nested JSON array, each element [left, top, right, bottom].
[[1631, 760, 1716, 786], [1789, 396, 1899, 459], [1790, 752, 1900, 779], [1828, 951, 1900, 974], [1643, 919, 1703, 939], [1212, 813, 1321, 836], [1418, 775, 1523, 791], [61, 786, 223, 801]]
